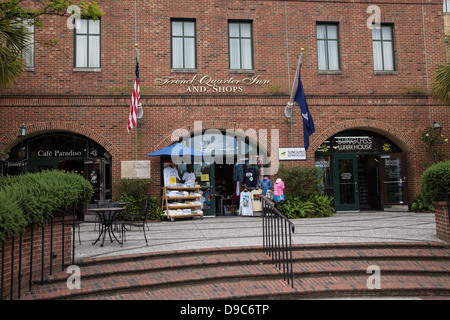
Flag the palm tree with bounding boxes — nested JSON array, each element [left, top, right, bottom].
[[431, 33, 450, 105], [0, 19, 31, 89]]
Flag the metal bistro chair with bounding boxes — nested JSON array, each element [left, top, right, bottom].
[[122, 199, 150, 246], [93, 199, 112, 232]]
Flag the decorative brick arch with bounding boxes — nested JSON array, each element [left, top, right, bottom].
[[310, 119, 415, 154], [0, 121, 119, 156]]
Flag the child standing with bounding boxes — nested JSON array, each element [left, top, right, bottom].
[[274, 178, 285, 203]]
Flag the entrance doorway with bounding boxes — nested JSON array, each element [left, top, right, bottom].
[[2, 132, 112, 202], [316, 130, 408, 212], [333, 154, 359, 212]]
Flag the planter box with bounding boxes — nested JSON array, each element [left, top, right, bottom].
[[434, 201, 450, 243]]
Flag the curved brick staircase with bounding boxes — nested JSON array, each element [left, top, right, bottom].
[[20, 242, 450, 300]]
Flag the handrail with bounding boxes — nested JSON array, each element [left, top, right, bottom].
[[261, 195, 295, 288]]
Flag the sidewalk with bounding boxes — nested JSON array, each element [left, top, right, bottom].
[[74, 211, 443, 263]]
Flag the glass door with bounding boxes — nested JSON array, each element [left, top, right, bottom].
[[333, 154, 359, 212], [380, 153, 408, 206], [84, 159, 105, 201]]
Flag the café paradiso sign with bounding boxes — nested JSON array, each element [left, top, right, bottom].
[[154, 74, 270, 93]]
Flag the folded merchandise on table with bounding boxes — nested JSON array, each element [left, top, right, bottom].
[[166, 190, 203, 197], [163, 209, 203, 216]]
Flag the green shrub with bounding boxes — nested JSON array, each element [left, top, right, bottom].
[[0, 170, 94, 240], [0, 193, 27, 241], [410, 193, 434, 212], [115, 178, 162, 221], [117, 193, 163, 221], [114, 178, 155, 198], [278, 195, 335, 219], [278, 165, 324, 200], [420, 161, 450, 203], [309, 194, 336, 217]]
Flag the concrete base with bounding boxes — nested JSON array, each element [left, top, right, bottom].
[[383, 205, 409, 212]]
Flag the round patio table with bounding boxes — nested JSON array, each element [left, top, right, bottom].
[[89, 207, 126, 247]]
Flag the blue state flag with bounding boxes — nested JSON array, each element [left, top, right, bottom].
[[294, 74, 315, 151]]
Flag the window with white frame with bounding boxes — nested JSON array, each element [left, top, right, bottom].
[[316, 23, 340, 71], [372, 24, 395, 71], [444, 0, 450, 13], [171, 19, 196, 70], [228, 21, 253, 70], [22, 19, 34, 68], [75, 19, 100, 68]]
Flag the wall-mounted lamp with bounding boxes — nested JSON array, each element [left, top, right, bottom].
[[17, 124, 26, 158], [433, 121, 442, 134], [18, 124, 26, 138], [136, 103, 143, 119]]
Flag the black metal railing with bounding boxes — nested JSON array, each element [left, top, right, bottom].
[[0, 207, 80, 300], [261, 195, 295, 288]]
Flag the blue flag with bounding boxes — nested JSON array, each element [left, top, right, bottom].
[[294, 74, 315, 151]]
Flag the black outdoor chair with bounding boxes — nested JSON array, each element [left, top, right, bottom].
[[66, 206, 84, 245], [92, 199, 112, 231], [122, 199, 150, 246]]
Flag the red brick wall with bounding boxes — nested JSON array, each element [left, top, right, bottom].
[[1, 0, 446, 96], [0, 214, 73, 300], [0, 0, 449, 203], [434, 201, 450, 242]]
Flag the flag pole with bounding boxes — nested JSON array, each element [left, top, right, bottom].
[[285, 48, 304, 119], [135, 44, 138, 161]]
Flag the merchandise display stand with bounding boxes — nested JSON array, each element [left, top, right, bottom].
[[161, 186, 204, 222]]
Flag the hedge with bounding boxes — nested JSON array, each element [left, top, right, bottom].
[[278, 165, 324, 200], [420, 160, 450, 203], [0, 170, 94, 241]]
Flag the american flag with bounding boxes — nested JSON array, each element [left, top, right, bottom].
[[127, 49, 140, 133]]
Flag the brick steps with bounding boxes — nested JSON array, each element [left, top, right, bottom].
[[20, 242, 450, 300]]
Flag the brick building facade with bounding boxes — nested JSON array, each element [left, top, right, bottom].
[[0, 0, 449, 214]]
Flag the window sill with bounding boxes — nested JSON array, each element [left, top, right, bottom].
[[73, 68, 102, 72], [229, 69, 255, 74], [374, 70, 398, 75], [318, 70, 342, 75], [171, 69, 197, 73], [24, 67, 35, 72]]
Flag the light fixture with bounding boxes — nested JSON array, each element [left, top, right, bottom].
[[284, 102, 293, 118], [136, 103, 143, 119], [18, 124, 26, 138], [433, 121, 442, 134]]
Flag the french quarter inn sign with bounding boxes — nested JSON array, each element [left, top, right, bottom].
[[154, 74, 270, 93]]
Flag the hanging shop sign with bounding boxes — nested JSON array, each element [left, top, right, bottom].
[[278, 147, 306, 161], [154, 74, 270, 93]]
